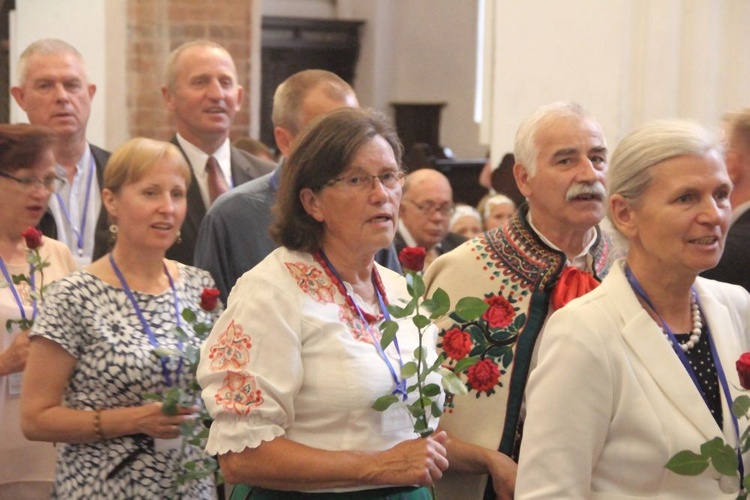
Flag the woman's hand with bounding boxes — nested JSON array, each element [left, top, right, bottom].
[[0, 330, 30, 376], [133, 403, 198, 439], [365, 430, 450, 487]]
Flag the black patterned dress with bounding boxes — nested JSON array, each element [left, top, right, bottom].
[[30, 264, 217, 499]]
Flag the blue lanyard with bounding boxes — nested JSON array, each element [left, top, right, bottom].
[[625, 266, 744, 488], [109, 254, 183, 387], [54, 155, 95, 257], [0, 257, 36, 322], [319, 251, 407, 400]]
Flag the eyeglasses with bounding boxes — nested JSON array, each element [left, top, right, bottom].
[[0, 171, 65, 193], [324, 170, 405, 192], [404, 199, 455, 217]]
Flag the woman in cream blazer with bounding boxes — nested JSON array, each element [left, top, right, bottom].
[[516, 119, 750, 499]]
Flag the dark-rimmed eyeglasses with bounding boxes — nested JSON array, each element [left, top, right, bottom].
[[0, 171, 65, 193]]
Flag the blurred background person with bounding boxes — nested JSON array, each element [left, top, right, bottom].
[[517, 120, 750, 498], [21, 138, 218, 498], [702, 107, 750, 291], [450, 203, 483, 239], [0, 124, 76, 500], [483, 194, 516, 231], [233, 137, 277, 163], [11, 39, 110, 268], [395, 169, 466, 269], [198, 108, 448, 499]]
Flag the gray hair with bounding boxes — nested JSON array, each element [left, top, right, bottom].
[[17, 39, 87, 87], [271, 70, 355, 135], [483, 193, 516, 220], [513, 101, 590, 177], [164, 40, 236, 92], [606, 119, 721, 227]]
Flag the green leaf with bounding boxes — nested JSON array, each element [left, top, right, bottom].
[[407, 403, 426, 418], [412, 314, 430, 329], [427, 288, 450, 319], [665, 450, 710, 476], [733, 395, 750, 419], [181, 307, 197, 324], [6, 319, 15, 333], [372, 395, 399, 411], [454, 297, 489, 322], [401, 361, 418, 378], [453, 356, 479, 373], [439, 368, 469, 395], [701, 438, 738, 476], [413, 346, 426, 361], [407, 272, 425, 299], [161, 387, 182, 415], [380, 321, 398, 350], [431, 401, 443, 418], [422, 383, 440, 397]]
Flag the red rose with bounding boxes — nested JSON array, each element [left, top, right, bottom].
[[399, 246, 426, 272], [737, 353, 750, 390], [482, 295, 515, 329], [200, 288, 221, 311], [442, 328, 473, 360], [22, 227, 43, 250], [467, 359, 500, 393]]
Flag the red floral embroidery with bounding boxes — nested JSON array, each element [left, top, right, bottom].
[[339, 307, 379, 344], [442, 328, 472, 360], [482, 294, 515, 329], [467, 359, 500, 393], [285, 262, 336, 303], [209, 320, 253, 371], [214, 371, 264, 416]]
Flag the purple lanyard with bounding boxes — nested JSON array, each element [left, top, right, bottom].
[[109, 254, 183, 387], [0, 257, 36, 321], [625, 266, 744, 488], [54, 155, 95, 257], [319, 251, 407, 400]]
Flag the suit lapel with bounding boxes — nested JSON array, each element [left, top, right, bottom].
[[171, 136, 206, 237], [609, 265, 724, 442]]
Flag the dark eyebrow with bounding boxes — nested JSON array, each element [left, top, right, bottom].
[[589, 146, 608, 156], [551, 148, 578, 161]]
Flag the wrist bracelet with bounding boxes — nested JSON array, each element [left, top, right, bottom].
[[94, 409, 104, 441]]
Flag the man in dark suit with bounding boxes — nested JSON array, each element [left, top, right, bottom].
[[395, 168, 466, 268], [703, 108, 750, 291], [161, 40, 274, 265], [11, 39, 110, 267]]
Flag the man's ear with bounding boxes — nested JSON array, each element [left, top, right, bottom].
[[10, 86, 26, 110], [299, 188, 324, 222], [161, 86, 176, 112], [609, 194, 637, 239], [274, 127, 294, 158], [513, 163, 532, 198]]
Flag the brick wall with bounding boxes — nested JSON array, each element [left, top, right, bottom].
[[126, 0, 254, 141]]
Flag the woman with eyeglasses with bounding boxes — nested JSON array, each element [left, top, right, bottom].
[[0, 124, 76, 499], [198, 108, 449, 499]]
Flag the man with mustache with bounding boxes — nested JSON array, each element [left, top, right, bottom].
[[423, 101, 614, 500], [161, 40, 275, 265], [11, 39, 109, 267]]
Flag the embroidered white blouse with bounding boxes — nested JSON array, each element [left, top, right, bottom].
[[198, 247, 441, 468]]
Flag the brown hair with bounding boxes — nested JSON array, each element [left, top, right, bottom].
[[0, 124, 56, 174], [104, 137, 191, 194], [270, 107, 402, 252]]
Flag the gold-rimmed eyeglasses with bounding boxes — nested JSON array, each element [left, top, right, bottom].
[[403, 198, 455, 217], [324, 170, 405, 192]]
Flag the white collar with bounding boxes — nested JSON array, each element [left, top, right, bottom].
[[527, 211, 597, 270]]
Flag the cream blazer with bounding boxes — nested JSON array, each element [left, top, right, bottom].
[[516, 261, 750, 499]]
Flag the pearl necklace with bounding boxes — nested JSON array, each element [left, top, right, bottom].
[[664, 293, 702, 352]]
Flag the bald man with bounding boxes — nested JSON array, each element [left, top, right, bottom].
[[395, 168, 466, 268]]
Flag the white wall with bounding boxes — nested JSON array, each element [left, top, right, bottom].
[[9, 0, 128, 151], [486, 0, 750, 166]]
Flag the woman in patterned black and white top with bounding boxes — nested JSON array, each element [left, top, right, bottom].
[[21, 138, 217, 498]]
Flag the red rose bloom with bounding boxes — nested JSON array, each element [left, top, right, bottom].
[[22, 227, 43, 250], [467, 359, 500, 393], [200, 288, 221, 312], [442, 328, 473, 360], [482, 295, 515, 329], [399, 246, 426, 272], [737, 353, 750, 390]]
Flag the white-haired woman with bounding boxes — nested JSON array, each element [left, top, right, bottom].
[[516, 120, 750, 498]]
